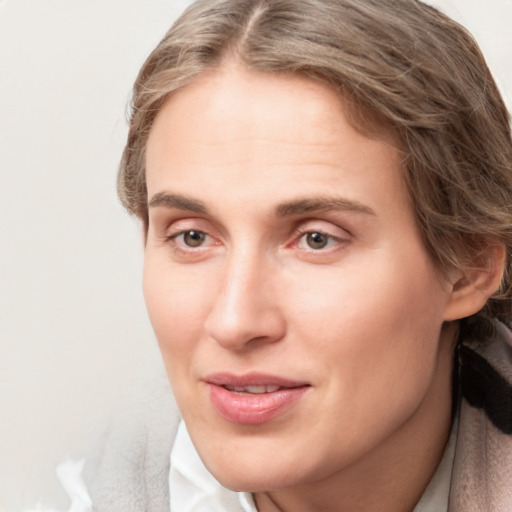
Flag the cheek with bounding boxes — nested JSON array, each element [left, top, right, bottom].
[[143, 259, 212, 418], [284, 262, 446, 456], [286, 249, 448, 388], [288, 246, 445, 328], [143, 256, 211, 359]]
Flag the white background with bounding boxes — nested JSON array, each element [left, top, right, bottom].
[[0, 0, 511, 510]]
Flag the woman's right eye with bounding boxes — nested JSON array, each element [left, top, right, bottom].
[[170, 230, 209, 248]]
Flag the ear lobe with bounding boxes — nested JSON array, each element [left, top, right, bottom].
[[443, 242, 506, 322]]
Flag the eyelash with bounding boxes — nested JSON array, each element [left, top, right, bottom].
[[164, 227, 347, 255], [293, 228, 346, 252], [164, 230, 212, 250]]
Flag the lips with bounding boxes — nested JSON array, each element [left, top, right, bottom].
[[204, 372, 310, 425]]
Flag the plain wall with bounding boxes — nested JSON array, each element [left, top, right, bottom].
[[0, 0, 511, 510]]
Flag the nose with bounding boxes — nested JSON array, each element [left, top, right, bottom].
[[204, 251, 286, 351]]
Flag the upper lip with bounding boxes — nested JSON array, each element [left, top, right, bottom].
[[204, 372, 310, 388]]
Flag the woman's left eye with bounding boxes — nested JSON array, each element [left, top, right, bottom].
[[297, 231, 341, 251]]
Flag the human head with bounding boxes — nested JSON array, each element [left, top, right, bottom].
[[118, 0, 512, 326], [143, 67, 464, 504]]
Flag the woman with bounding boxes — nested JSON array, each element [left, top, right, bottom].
[[62, 0, 512, 510]]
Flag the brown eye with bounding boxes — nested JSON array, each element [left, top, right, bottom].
[[183, 230, 206, 247], [306, 232, 329, 249]]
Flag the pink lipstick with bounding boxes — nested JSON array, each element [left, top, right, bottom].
[[205, 372, 310, 425]]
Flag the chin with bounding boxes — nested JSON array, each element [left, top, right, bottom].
[[211, 466, 294, 493], [200, 442, 318, 494]]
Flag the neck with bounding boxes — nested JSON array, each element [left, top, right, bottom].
[[254, 323, 458, 512]]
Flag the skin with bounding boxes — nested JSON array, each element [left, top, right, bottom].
[[143, 66, 476, 511]]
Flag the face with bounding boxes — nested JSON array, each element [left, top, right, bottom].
[[144, 67, 455, 493]]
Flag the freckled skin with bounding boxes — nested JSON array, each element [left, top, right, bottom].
[[143, 67, 461, 512]]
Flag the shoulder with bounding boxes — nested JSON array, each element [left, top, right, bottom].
[[68, 376, 181, 512]]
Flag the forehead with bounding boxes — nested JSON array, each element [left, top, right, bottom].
[[149, 67, 352, 154], [145, 66, 410, 220]]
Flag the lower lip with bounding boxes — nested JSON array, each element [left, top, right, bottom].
[[207, 384, 309, 425]]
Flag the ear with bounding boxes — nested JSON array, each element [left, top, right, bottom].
[[444, 241, 506, 321]]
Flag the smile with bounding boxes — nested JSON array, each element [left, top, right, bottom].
[[223, 384, 281, 394], [205, 373, 311, 425]]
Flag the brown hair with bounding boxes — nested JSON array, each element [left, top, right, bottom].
[[118, 0, 512, 324]]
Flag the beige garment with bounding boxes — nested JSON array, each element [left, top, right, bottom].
[[449, 321, 512, 511]]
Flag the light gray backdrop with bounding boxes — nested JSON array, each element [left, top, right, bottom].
[[1, 0, 511, 510]]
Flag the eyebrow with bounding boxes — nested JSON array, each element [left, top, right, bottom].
[[149, 192, 208, 214], [275, 197, 376, 217], [148, 192, 375, 218]]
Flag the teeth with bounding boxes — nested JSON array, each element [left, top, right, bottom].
[[225, 385, 281, 394], [243, 385, 267, 394]]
